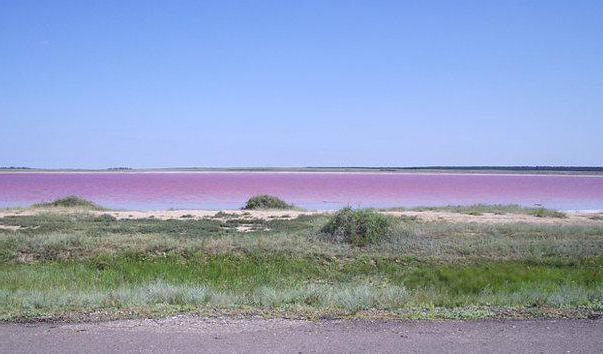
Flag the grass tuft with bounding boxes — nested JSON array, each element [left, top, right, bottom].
[[528, 207, 567, 218], [321, 207, 392, 246], [94, 214, 117, 222], [243, 195, 294, 210], [33, 196, 105, 210]]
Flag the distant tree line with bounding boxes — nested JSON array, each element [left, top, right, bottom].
[[2, 166, 602, 172], [397, 166, 603, 172], [308, 166, 603, 172]]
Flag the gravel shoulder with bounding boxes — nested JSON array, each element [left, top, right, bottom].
[[1, 316, 601, 353]]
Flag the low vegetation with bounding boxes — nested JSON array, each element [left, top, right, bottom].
[[529, 207, 567, 218], [1, 255, 600, 321], [0, 202, 601, 321], [385, 204, 567, 218], [1, 212, 601, 264], [320, 207, 392, 246], [243, 195, 294, 210], [33, 196, 105, 210]]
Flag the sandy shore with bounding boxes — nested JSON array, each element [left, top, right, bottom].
[[1, 208, 601, 225]]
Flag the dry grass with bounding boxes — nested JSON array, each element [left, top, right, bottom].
[[0, 207, 601, 321], [1, 212, 602, 263], [383, 204, 568, 218]]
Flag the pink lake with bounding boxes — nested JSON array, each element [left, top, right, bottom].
[[1, 172, 603, 211]]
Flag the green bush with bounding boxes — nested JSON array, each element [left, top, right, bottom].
[[243, 195, 293, 210], [529, 207, 567, 218], [33, 196, 105, 210], [321, 207, 392, 246], [94, 214, 117, 222]]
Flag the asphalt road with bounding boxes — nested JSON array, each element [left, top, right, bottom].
[[1, 316, 601, 353]]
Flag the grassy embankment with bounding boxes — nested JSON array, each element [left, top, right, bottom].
[[0, 196, 601, 321]]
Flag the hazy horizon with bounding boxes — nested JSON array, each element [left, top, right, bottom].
[[2, 165, 603, 171], [2, 1, 602, 168]]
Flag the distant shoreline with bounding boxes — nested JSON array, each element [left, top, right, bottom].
[[1, 167, 603, 176]]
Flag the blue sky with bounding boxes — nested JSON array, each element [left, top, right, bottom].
[[1, 1, 602, 168]]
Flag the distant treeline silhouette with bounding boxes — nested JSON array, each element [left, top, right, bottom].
[[308, 166, 603, 172], [401, 166, 603, 172], [2, 166, 602, 172]]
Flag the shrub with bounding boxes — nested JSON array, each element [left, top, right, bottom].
[[529, 207, 567, 218], [321, 207, 392, 246], [243, 195, 293, 210], [94, 214, 117, 222], [33, 196, 105, 210]]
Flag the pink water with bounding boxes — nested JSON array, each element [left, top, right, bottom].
[[1, 172, 603, 211]]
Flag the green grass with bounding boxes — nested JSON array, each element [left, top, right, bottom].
[[0, 209, 602, 321], [0, 253, 600, 320], [385, 204, 568, 218], [243, 195, 295, 210]]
